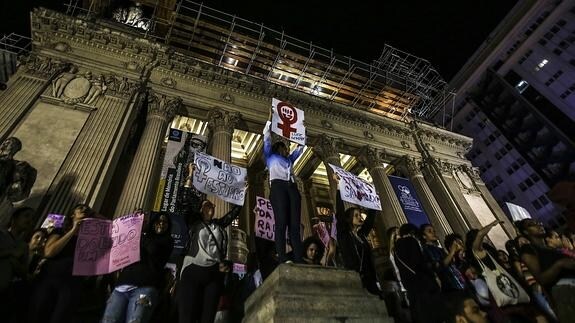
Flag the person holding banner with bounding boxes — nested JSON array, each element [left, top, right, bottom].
[[29, 204, 95, 323], [101, 212, 174, 323], [263, 110, 304, 263], [332, 174, 381, 297], [178, 164, 243, 323]]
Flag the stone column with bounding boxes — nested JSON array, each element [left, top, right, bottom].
[[467, 166, 516, 238], [206, 108, 240, 218], [206, 108, 245, 263], [0, 55, 68, 141], [312, 134, 343, 206], [114, 93, 180, 217], [296, 177, 313, 239], [357, 145, 407, 232], [402, 157, 453, 243], [420, 158, 477, 236]]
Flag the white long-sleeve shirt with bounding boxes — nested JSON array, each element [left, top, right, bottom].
[[262, 121, 303, 182]]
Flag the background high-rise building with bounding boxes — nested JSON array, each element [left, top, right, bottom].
[[438, 0, 575, 229]]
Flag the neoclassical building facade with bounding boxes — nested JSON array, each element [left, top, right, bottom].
[[1, 7, 515, 268]]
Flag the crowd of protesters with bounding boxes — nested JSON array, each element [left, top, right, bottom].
[[1, 114, 575, 322]]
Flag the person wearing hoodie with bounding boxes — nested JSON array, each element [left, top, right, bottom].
[[101, 212, 174, 323]]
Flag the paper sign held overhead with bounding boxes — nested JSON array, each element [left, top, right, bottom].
[[193, 152, 247, 206], [329, 164, 382, 211], [271, 98, 306, 145]]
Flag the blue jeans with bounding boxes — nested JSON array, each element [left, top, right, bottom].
[[101, 287, 158, 323]]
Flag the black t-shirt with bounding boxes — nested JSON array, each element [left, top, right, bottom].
[[41, 230, 78, 278], [519, 244, 575, 288]]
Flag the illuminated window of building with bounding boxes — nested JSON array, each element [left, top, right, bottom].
[[112, 3, 151, 31], [535, 59, 549, 71]]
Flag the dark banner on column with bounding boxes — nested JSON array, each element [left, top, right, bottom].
[[388, 175, 430, 227], [153, 128, 206, 255]]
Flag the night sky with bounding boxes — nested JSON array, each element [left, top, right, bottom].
[[1, 0, 518, 81]]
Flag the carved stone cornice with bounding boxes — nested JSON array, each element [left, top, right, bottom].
[[438, 159, 455, 176], [312, 134, 341, 162], [147, 91, 180, 120], [207, 108, 241, 133], [357, 145, 387, 170]]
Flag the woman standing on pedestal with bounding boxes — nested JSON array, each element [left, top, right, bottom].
[[263, 110, 304, 263]]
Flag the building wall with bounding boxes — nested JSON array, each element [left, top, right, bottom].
[[441, 0, 575, 228]]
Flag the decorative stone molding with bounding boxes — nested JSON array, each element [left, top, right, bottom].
[[357, 145, 387, 170], [363, 131, 374, 140], [52, 42, 71, 52], [147, 92, 180, 120], [220, 92, 234, 103], [312, 134, 341, 162], [160, 77, 177, 88], [320, 120, 333, 130], [22, 53, 68, 79], [401, 141, 410, 149], [404, 157, 423, 176], [438, 159, 455, 176], [207, 108, 241, 133], [454, 166, 479, 194], [104, 74, 141, 99]]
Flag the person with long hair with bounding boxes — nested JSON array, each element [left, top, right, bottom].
[[302, 236, 325, 265], [262, 110, 304, 263], [332, 173, 380, 297], [517, 219, 575, 322], [101, 212, 174, 323], [178, 167, 243, 323], [28, 204, 94, 323]]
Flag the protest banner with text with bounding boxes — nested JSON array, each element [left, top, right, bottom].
[[154, 129, 206, 213], [329, 164, 382, 211], [389, 175, 430, 227], [193, 152, 247, 206], [73, 213, 144, 276], [254, 196, 275, 241], [271, 98, 306, 145]]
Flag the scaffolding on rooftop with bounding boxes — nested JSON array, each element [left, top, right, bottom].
[[62, 0, 454, 122]]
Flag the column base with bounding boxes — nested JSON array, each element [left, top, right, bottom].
[[243, 263, 392, 323]]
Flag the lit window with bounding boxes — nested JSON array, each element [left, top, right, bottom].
[[515, 80, 529, 93], [535, 59, 549, 71]]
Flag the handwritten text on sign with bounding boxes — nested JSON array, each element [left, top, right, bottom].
[[73, 213, 144, 276], [271, 98, 306, 145], [329, 164, 382, 211], [254, 196, 275, 241], [193, 152, 247, 206]]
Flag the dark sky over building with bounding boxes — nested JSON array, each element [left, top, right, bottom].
[[1, 0, 518, 81]]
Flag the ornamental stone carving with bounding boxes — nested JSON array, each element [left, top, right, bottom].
[[104, 74, 140, 98], [52, 42, 71, 52], [161, 77, 177, 89], [404, 157, 423, 176], [312, 134, 341, 162], [357, 145, 387, 170], [22, 54, 68, 78], [220, 92, 234, 103], [52, 65, 78, 98], [207, 108, 240, 132], [147, 92, 180, 120], [320, 120, 333, 130], [437, 159, 455, 176], [455, 166, 478, 194], [363, 131, 374, 140], [401, 141, 411, 149]]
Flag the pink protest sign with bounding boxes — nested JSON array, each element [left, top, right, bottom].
[[73, 213, 143, 276], [254, 196, 275, 241]]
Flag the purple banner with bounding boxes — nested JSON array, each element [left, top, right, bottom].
[[73, 213, 143, 276], [388, 175, 430, 227]]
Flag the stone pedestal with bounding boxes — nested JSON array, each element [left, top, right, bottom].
[[243, 264, 392, 323]]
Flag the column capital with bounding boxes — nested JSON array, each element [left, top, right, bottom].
[[312, 134, 341, 162], [147, 92, 180, 120], [357, 145, 387, 170], [207, 108, 241, 133], [396, 156, 423, 177]]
